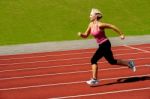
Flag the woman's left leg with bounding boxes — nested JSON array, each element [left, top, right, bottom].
[[90, 46, 104, 80], [104, 41, 136, 72], [91, 64, 98, 79], [86, 44, 104, 86]]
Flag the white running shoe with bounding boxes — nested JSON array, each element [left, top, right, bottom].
[[128, 61, 136, 72], [86, 78, 99, 86]]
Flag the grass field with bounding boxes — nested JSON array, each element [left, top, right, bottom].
[[0, 0, 149, 45]]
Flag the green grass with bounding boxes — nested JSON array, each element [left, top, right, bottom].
[[0, 0, 149, 45]]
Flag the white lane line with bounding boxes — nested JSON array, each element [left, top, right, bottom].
[[0, 48, 136, 61], [50, 87, 150, 99], [0, 46, 150, 61], [0, 63, 90, 73], [0, 74, 149, 91], [0, 57, 149, 73], [0, 64, 149, 81], [0, 52, 93, 61], [0, 52, 147, 66], [124, 45, 150, 53]]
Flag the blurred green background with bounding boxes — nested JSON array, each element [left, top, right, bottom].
[[0, 0, 149, 45]]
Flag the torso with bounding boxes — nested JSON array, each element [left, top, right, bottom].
[[90, 22, 108, 44]]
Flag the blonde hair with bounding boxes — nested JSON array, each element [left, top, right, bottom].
[[90, 8, 103, 20]]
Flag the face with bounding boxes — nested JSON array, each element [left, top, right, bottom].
[[90, 13, 97, 21]]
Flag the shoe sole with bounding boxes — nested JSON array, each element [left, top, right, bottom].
[[86, 81, 99, 87]]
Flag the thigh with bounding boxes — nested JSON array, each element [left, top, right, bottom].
[[104, 48, 115, 61], [91, 46, 104, 64], [103, 42, 117, 64]]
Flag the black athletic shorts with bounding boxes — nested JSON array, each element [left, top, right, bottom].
[[91, 40, 117, 65]]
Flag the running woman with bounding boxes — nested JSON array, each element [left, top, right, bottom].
[[78, 8, 136, 86]]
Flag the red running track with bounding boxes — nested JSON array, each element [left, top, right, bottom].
[[0, 44, 149, 99]]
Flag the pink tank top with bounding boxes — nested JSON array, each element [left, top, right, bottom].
[[91, 23, 108, 44]]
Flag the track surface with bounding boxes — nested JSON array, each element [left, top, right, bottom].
[[0, 44, 149, 99]]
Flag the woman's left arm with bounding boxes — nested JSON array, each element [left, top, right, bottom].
[[100, 23, 125, 39]]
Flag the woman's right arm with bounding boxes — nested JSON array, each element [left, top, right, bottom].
[[78, 23, 91, 38]]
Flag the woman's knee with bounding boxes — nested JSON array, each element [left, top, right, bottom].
[[108, 59, 117, 65], [91, 58, 98, 65]]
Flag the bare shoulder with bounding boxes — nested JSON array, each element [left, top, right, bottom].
[[98, 22, 112, 28], [99, 22, 110, 26]]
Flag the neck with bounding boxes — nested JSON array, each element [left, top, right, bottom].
[[92, 20, 99, 24]]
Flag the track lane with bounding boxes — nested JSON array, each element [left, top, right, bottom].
[[0, 48, 142, 64], [51, 87, 150, 99], [0, 44, 149, 99], [0, 66, 149, 89], [0, 77, 149, 99], [0, 46, 129, 59], [0, 52, 149, 71]]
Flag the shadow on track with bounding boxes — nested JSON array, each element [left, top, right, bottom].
[[91, 76, 150, 87]]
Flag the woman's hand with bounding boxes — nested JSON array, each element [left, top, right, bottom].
[[120, 34, 125, 40], [78, 32, 82, 37]]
